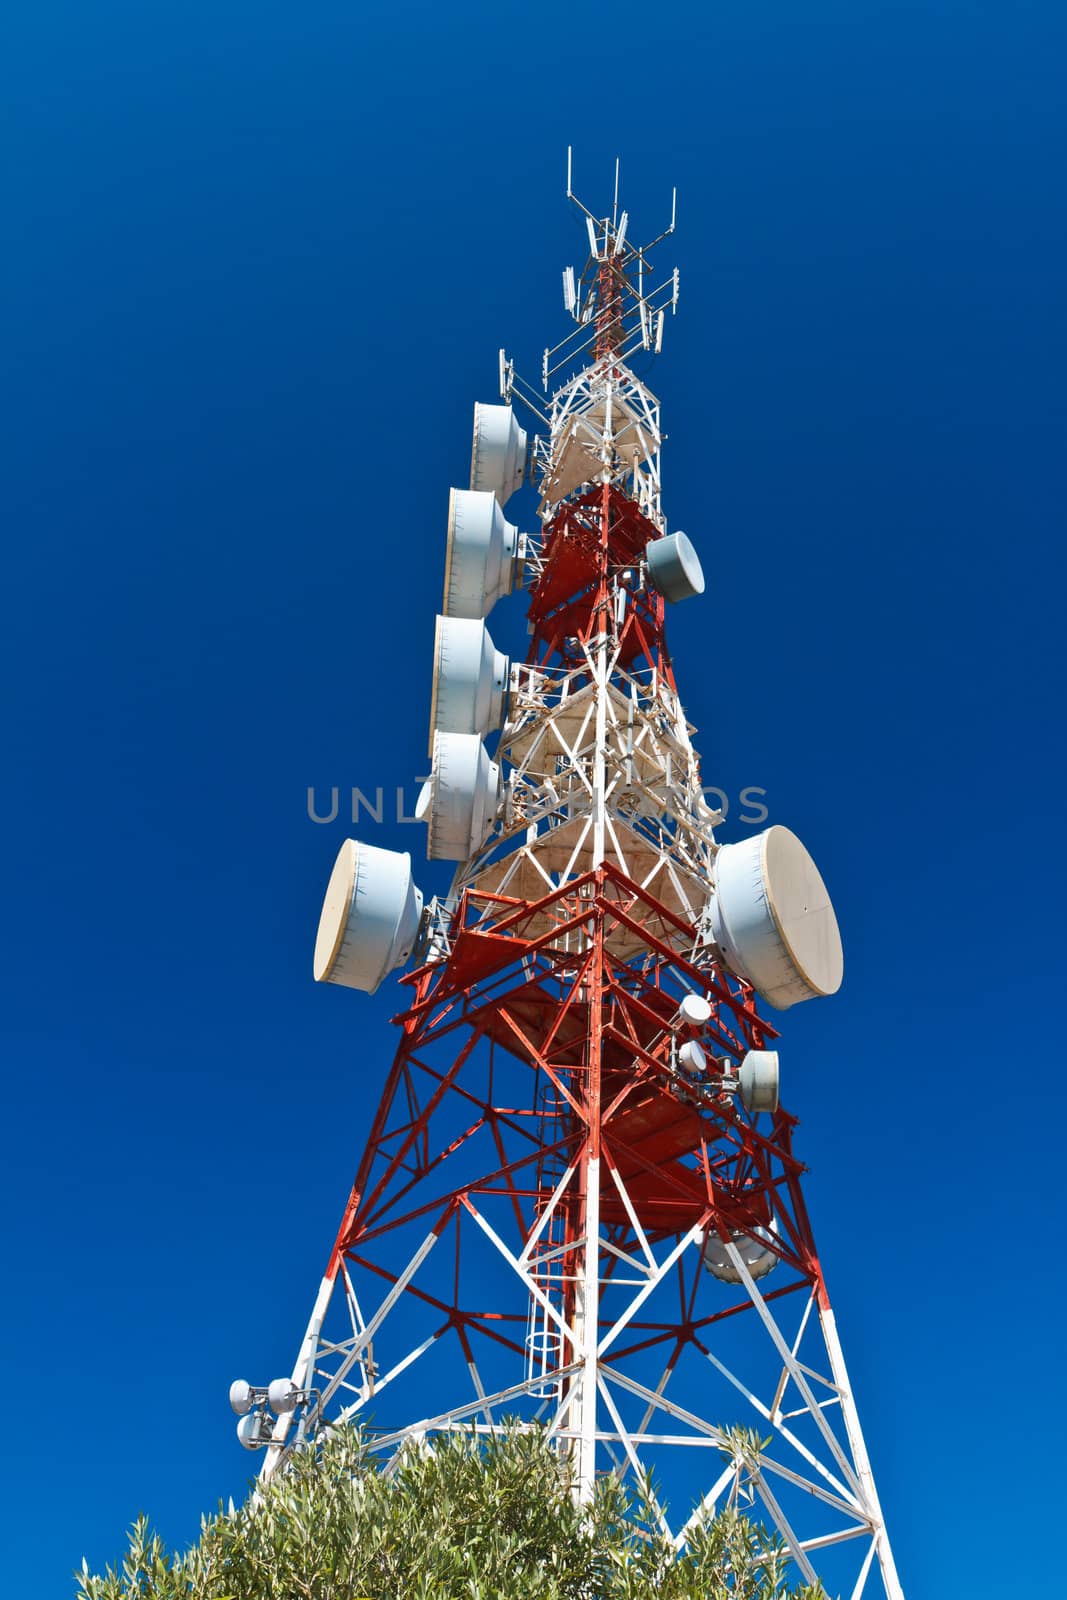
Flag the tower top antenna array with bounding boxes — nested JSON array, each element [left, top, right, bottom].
[[501, 149, 679, 416]]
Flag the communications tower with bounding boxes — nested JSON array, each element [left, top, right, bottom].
[[230, 156, 903, 1599]]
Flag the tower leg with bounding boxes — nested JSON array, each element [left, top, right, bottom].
[[818, 1301, 903, 1600], [575, 1149, 601, 1500], [261, 1268, 337, 1478]]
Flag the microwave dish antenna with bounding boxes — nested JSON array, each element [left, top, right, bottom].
[[710, 826, 844, 1011], [313, 840, 423, 994], [470, 403, 527, 504], [428, 615, 510, 753], [443, 489, 524, 620], [425, 731, 501, 862]]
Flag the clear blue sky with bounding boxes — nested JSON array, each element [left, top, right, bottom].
[[2, 2, 1064, 1594]]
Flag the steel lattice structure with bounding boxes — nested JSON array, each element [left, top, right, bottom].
[[232, 157, 904, 1600]]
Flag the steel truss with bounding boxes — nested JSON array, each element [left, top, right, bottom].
[[264, 863, 900, 1597]]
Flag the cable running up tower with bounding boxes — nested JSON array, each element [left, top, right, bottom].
[[229, 153, 904, 1600]]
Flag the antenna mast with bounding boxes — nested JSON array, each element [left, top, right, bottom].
[[229, 153, 904, 1600]]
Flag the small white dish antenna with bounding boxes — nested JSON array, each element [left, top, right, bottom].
[[646, 531, 705, 603], [268, 1378, 299, 1414], [674, 993, 712, 1029], [313, 839, 424, 994], [236, 1412, 264, 1450], [425, 731, 501, 862], [702, 1220, 779, 1284], [228, 1379, 253, 1416], [470, 403, 527, 506], [429, 615, 509, 754], [443, 488, 523, 620], [738, 1049, 780, 1113], [677, 1039, 706, 1076], [709, 826, 843, 1011]]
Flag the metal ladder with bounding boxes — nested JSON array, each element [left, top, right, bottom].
[[524, 1083, 570, 1399]]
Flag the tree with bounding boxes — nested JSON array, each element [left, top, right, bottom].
[[76, 1424, 826, 1600]]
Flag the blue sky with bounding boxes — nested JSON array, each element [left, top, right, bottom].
[[2, 1, 1065, 1593]]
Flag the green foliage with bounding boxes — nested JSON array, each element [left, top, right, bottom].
[[77, 1424, 825, 1600]]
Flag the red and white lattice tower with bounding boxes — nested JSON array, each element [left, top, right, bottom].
[[230, 157, 903, 1599]]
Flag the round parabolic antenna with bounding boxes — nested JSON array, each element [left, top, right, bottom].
[[443, 488, 520, 620], [710, 826, 843, 1010], [228, 1379, 253, 1416], [268, 1378, 298, 1414], [646, 530, 705, 603], [313, 839, 424, 993], [677, 993, 712, 1027], [677, 1040, 706, 1076], [236, 1412, 261, 1450], [470, 403, 527, 505], [427, 731, 501, 862], [702, 1223, 779, 1284], [428, 614, 509, 755], [738, 1049, 780, 1114]]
